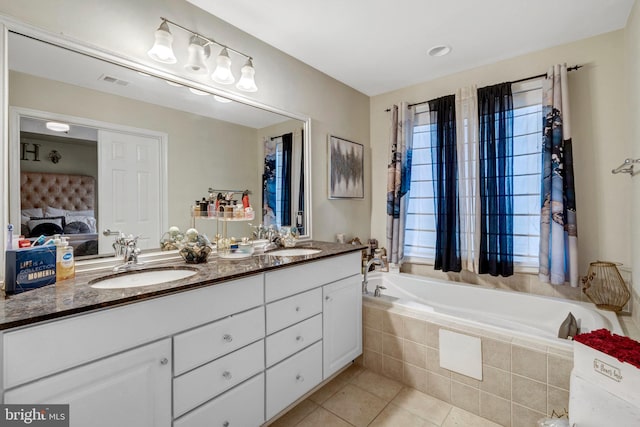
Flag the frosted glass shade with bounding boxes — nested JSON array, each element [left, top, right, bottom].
[[236, 59, 258, 92], [211, 48, 235, 85], [184, 36, 209, 74], [147, 21, 177, 64]]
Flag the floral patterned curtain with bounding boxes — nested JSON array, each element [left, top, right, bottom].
[[386, 102, 414, 264], [539, 64, 578, 286]]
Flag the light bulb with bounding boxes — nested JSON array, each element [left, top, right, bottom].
[[236, 58, 258, 92], [211, 48, 235, 85], [147, 21, 177, 64]]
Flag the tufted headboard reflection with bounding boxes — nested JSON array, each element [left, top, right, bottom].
[[20, 172, 95, 211]]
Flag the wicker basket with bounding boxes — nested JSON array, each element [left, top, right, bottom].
[[581, 261, 630, 312]]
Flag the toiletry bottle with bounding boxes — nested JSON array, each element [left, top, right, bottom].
[[56, 237, 75, 281], [242, 191, 250, 209], [6, 224, 13, 250]]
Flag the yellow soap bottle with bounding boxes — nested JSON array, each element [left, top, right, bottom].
[[56, 237, 75, 281]]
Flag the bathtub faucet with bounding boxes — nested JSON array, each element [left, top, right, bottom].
[[362, 257, 385, 294]]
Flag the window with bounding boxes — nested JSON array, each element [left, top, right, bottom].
[[403, 80, 543, 269], [404, 105, 437, 259]]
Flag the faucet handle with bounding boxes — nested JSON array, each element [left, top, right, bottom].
[[374, 285, 387, 297]]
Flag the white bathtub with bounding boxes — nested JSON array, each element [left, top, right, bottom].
[[364, 272, 622, 347]]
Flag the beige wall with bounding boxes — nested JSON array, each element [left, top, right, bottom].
[[10, 71, 259, 236], [0, 0, 372, 243], [19, 135, 98, 179], [370, 30, 630, 288], [626, 1, 640, 318]]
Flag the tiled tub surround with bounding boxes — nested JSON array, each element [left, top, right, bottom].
[[361, 280, 601, 427], [362, 303, 573, 427]]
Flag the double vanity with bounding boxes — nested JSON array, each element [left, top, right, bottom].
[[0, 241, 364, 427]]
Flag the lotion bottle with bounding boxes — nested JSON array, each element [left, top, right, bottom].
[[56, 237, 75, 281]]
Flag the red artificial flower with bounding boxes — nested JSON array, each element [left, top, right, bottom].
[[574, 329, 640, 369]]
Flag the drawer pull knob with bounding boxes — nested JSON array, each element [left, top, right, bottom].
[[223, 334, 233, 342], [223, 422, 230, 427], [160, 358, 169, 366], [222, 371, 232, 380], [296, 374, 304, 382], [295, 306, 301, 312], [296, 335, 304, 342]]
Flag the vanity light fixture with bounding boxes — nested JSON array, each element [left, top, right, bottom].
[[184, 35, 210, 74], [236, 58, 258, 92], [45, 121, 70, 132], [147, 20, 177, 64], [147, 17, 258, 92], [211, 48, 235, 84]]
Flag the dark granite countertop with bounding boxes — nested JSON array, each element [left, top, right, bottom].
[[0, 241, 366, 331]]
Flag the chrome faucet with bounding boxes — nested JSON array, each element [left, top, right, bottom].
[[362, 257, 385, 294], [374, 284, 387, 297], [104, 229, 144, 272]]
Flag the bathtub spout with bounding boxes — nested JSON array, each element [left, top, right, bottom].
[[362, 257, 385, 294]]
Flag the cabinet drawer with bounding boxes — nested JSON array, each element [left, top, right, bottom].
[[174, 373, 264, 427], [266, 341, 323, 420], [266, 288, 322, 334], [265, 252, 361, 302], [3, 275, 263, 389], [266, 314, 322, 367], [173, 340, 264, 418], [174, 306, 265, 376]]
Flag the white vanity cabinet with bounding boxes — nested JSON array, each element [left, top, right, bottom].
[[4, 339, 172, 427], [0, 249, 364, 427], [323, 274, 363, 379], [1, 275, 263, 427], [264, 251, 362, 419]]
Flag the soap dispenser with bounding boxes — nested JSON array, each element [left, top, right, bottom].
[[56, 237, 75, 281]]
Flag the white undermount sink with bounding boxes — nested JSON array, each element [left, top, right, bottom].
[[90, 267, 198, 289], [266, 248, 322, 256]]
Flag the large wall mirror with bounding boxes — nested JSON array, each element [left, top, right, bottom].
[[5, 29, 311, 260]]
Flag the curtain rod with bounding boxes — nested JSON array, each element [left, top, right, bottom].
[[384, 64, 582, 112]]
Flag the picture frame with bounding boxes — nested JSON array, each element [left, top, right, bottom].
[[328, 135, 364, 199]]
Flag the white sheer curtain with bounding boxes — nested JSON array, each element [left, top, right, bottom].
[[455, 86, 480, 272]]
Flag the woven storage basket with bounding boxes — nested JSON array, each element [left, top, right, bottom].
[[581, 261, 630, 312]]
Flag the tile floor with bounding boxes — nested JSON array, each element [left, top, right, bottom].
[[269, 364, 501, 427]]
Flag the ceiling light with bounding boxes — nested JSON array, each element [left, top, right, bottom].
[[147, 18, 258, 92], [147, 20, 177, 64], [188, 87, 210, 96], [236, 59, 258, 92], [46, 121, 70, 132], [211, 48, 235, 85], [184, 35, 209, 74], [428, 45, 452, 57], [213, 95, 232, 103]]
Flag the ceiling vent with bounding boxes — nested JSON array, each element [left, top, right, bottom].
[[99, 74, 130, 86]]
